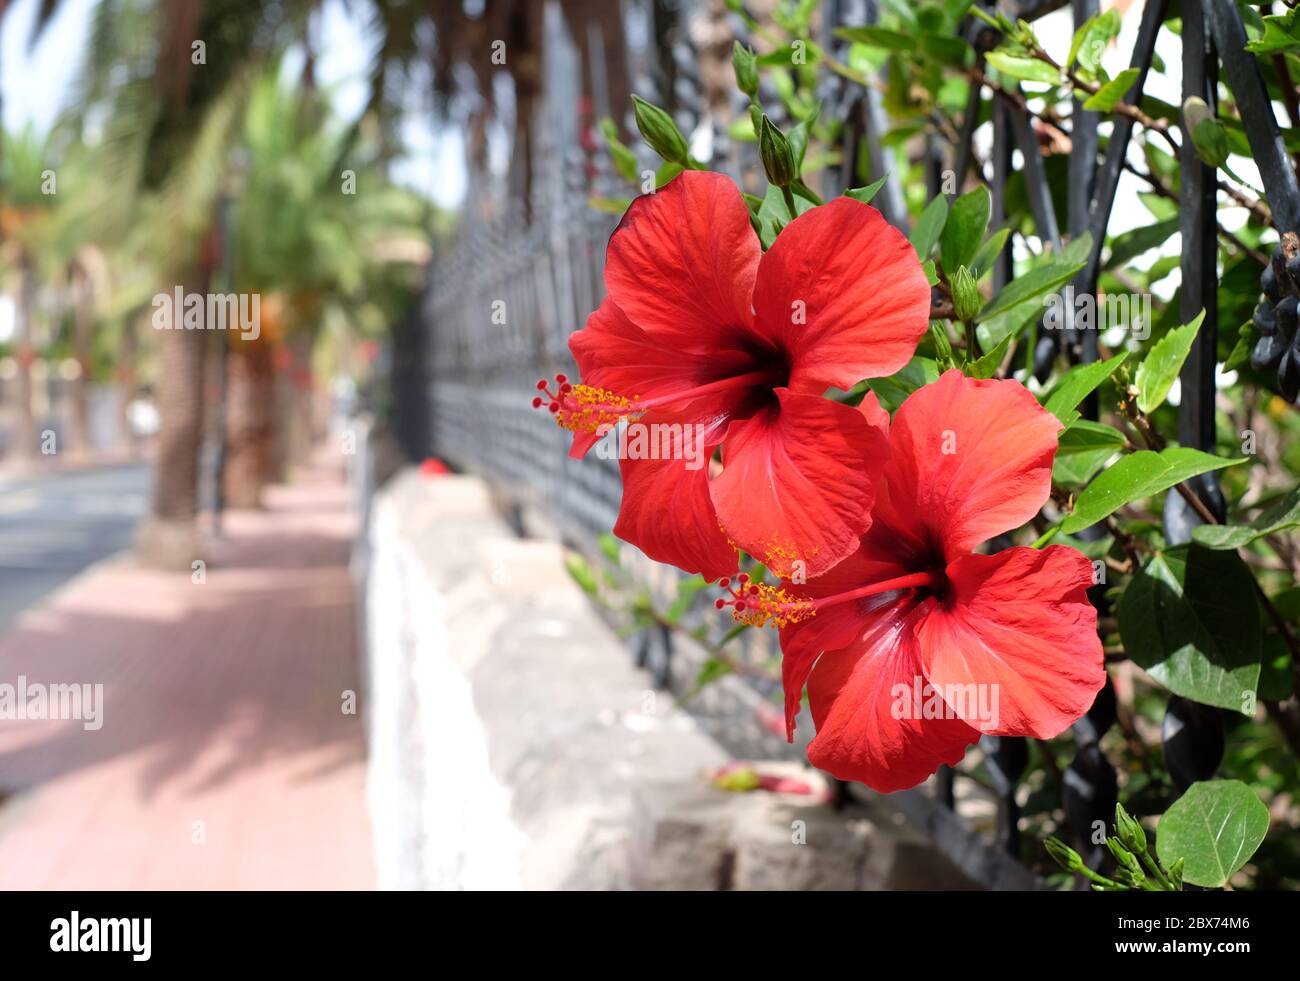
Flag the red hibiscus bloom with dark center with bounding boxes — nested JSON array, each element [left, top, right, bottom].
[[535, 171, 930, 581], [719, 370, 1104, 793]]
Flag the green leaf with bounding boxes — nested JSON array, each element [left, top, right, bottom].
[[979, 260, 1085, 320], [985, 50, 1061, 85], [564, 553, 600, 595], [598, 533, 621, 563], [756, 181, 814, 248], [1244, 7, 1300, 55], [1105, 217, 1179, 270], [1043, 352, 1128, 425], [845, 175, 888, 204], [918, 33, 971, 66], [1156, 780, 1270, 887], [587, 196, 633, 216], [1192, 487, 1300, 550], [1053, 420, 1126, 486], [969, 226, 1011, 280], [1061, 447, 1244, 534], [940, 186, 991, 275], [1082, 67, 1140, 111], [834, 25, 916, 51], [1118, 546, 1262, 712], [967, 333, 1011, 379], [1069, 8, 1122, 74], [910, 194, 949, 258], [1223, 320, 1257, 373], [866, 357, 940, 413], [1135, 311, 1205, 413]]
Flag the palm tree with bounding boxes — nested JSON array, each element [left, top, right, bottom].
[[222, 69, 430, 507], [56, 0, 316, 566]]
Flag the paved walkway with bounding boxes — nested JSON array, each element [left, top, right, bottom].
[[0, 459, 374, 889]]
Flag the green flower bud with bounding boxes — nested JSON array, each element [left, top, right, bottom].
[[733, 42, 759, 97], [1044, 836, 1085, 873], [951, 265, 982, 323], [1115, 802, 1148, 855], [759, 115, 797, 188], [1107, 836, 1144, 880], [1183, 97, 1228, 168], [631, 95, 689, 165]]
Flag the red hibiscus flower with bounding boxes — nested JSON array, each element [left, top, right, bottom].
[[718, 370, 1104, 793], [533, 170, 930, 581]]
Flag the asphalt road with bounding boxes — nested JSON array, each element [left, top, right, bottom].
[[0, 463, 150, 633]]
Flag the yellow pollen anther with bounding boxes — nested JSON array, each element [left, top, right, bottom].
[[555, 384, 639, 434], [728, 583, 816, 629]]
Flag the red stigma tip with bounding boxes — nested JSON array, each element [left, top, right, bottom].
[[734, 601, 747, 613], [749, 585, 760, 596], [718, 577, 730, 588], [548, 402, 559, 413], [555, 373, 568, 384], [531, 396, 543, 408], [738, 574, 750, 584], [536, 379, 548, 390], [715, 598, 726, 609]]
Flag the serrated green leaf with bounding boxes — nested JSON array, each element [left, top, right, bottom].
[[1061, 447, 1245, 534], [1156, 780, 1269, 887], [1118, 546, 1261, 712], [1042, 353, 1128, 425], [1135, 311, 1205, 413], [1053, 420, 1126, 485]]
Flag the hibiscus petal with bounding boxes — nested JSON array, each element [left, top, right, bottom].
[[605, 171, 761, 352], [915, 545, 1104, 739], [566, 299, 751, 457], [804, 595, 980, 793], [612, 411, 737, 581], [710, 389, 889, 580], [751, 197, 930, 393], [856, 390, 891, 433], [873, 370, 1064, 561], [778, 538, 912, 740]]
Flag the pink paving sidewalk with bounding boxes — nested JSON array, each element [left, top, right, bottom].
[[0, 460, 374, 889]]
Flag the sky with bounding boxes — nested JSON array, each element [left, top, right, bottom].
[[0, 0, 468, 209]]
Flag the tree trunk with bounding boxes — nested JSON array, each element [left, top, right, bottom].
[[68, 264, 94, 458], [11, 255, 38, 462], [116, 315, 139, 452], [135, 282, 208, 569], [222, 337, 275, 508]]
